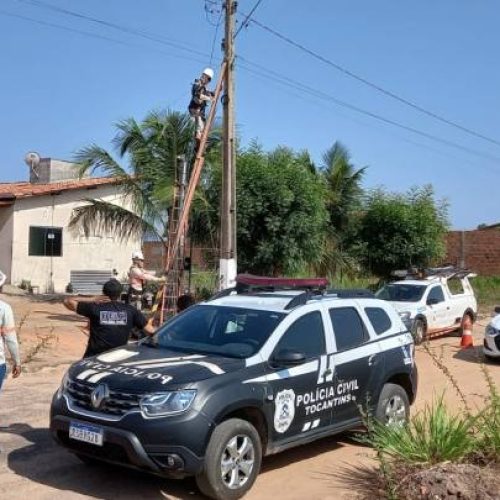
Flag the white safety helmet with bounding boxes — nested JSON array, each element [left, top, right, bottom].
[[202, 67, 214, 80], [132, 250, 144, 261]]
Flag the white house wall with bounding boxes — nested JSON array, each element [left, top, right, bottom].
[[0, 205, 14, 280], [11, 185, 141, 293]]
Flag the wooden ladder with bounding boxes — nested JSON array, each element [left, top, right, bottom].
[[153, 62, 227, 324]]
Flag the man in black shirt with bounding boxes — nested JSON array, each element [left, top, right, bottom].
[[64, 279, 155, 358], [188, 67, 215, 149]]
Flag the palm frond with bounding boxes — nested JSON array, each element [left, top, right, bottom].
[[69, 199, 163, 242]]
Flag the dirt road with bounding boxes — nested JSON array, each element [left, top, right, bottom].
[[0, 295, 498, 499]]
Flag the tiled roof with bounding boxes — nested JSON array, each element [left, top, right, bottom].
[[0, 177, 119, 200]]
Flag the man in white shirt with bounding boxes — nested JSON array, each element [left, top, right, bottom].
[[0, 299, 21, 391]]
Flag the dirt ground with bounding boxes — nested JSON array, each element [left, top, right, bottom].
[[0, 291, 499, 500]]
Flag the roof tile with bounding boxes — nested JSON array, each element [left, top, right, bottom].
[[0, 177, 119, 199]]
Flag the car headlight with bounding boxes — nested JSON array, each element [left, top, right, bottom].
[[486, 325, 499, 337], [57, 372, 70, 398], [140, 390, 196, 417]]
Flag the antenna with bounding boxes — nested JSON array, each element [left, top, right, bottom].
[[24, 151, 41, 179]]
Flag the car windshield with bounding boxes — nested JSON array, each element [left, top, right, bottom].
[[376, 283, 427, 302], [154, 305, 286, 359]]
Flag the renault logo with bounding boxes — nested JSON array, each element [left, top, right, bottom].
[[90, 383, 109, 409]]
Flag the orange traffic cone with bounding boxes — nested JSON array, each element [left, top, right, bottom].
[[460, 315, 474, 349]]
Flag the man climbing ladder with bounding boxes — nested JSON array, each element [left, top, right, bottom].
[[188, 67, 215, 150]]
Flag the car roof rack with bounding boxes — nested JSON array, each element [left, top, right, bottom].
[[391, 266, 474, 281], [209, 276, 374, 310]]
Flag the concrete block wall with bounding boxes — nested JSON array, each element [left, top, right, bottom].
[[445, 229, 500, 276]]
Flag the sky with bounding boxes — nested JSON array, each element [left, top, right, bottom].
[[1, 0, 499, 229]]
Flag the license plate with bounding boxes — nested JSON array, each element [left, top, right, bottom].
[[69, 422, 103, 446]]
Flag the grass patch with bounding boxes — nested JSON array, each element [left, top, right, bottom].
[[471, 275, 500, 308]]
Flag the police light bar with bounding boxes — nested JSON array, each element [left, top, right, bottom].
[[235, 274, 329, 290]]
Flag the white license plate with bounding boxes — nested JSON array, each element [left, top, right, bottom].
[[69, 422, 103, 446]]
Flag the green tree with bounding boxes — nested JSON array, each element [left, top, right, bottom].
[[70, 110, 219, 246], [314, 142, 366, 277], [233, 143, 328, 275], [357, 185, 449, 278]]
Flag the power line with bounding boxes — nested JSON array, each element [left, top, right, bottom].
[[16, 0, 208, 59], [241, 15, 500, 148], [0, 9, 208, 65], [6, 1, 499, 168], [238, 56, 500, 166], [235, 0, 264, 38], [205, 1, 223, 65]]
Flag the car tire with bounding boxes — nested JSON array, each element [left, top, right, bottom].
[[412, 318, 426, 345], [196, 418, 262, 500], [375, 383, 410, 427]]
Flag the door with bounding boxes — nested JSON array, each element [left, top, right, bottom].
[[425, 285, 450, 329], [328, 305, 381, 425], [268, 311, 330, 441]]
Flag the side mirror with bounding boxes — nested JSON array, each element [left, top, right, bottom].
[[272, 349, 306, 368], [495, 306, 500, 314], [427, 297, 439, 306]]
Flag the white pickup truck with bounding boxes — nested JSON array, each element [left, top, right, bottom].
[[376, 271, 477, 344]]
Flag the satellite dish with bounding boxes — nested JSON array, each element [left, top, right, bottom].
[[24, 152, 41, 179]]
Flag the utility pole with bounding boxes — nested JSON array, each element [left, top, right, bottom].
[[219, 0, 237, 290]]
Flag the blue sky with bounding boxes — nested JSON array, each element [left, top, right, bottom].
[[1, 0, 499, 229]]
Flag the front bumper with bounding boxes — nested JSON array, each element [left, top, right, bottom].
[[483, 334, 500, 358], [50, 392, 212, 477]]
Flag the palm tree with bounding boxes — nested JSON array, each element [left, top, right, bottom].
[[314, 142, 366, 278], [70, 110, 220, 247]]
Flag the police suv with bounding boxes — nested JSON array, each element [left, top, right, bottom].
[[51, 275, 418, 500]]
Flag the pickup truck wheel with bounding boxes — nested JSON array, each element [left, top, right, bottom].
[[196, 418, 262, 500], [412, 318, 426, 345], [375, 383, 410, 427]]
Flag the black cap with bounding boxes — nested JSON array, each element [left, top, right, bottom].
[[103, 279, 123, 299]]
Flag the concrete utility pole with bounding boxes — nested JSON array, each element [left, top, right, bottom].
[[219, 0, 237, 290]]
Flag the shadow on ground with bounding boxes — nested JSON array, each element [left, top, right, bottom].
[[2, 424, 362, 499], [2, 423, 201, 499]]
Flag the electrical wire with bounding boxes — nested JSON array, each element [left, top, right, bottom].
[[206, 1, 223, 65], [5, 1, 499, 167], [240, 14, 500, 148], [238, 56, 500, 165], [15, 0, 208, 59], [235, 0, 264, 38], [0, 9, 208, 66]]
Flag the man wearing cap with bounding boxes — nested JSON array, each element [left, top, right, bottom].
[[128, 250, 164, 311], [64, 279, 155, 358], [188, 67, 215, 149]]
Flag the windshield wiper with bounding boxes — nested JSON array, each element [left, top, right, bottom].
[[139, 337, 158, 348]]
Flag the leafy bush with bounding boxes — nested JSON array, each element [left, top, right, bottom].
[[361, 396, 476, 466]]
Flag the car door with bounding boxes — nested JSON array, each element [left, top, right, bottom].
[[425, 285, 449, 329], [327, 303, 382, 426], [267, 310, 330, 441]]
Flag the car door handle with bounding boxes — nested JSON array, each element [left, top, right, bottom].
[[368, 354, 378, 366], [323, 368, 333, 377]]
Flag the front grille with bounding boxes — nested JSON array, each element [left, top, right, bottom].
[[66, 379, 141, 417], [494, 335, 500, 351]]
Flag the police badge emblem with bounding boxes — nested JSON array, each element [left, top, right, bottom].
[[274, 389, 296, 433]]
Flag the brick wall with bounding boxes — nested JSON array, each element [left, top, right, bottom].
[[445, 228, 500, 276], [143, 241, 166, 272], [143, 241, 214, 272]]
